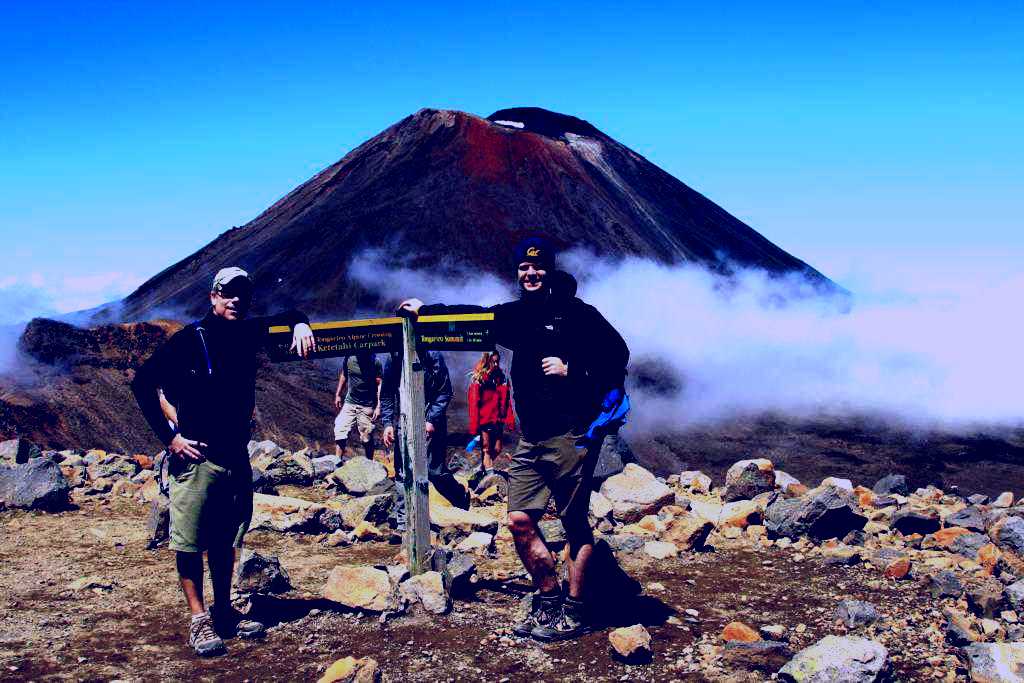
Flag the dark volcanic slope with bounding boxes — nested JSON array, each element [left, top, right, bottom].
[[106, 107, 833, 323]]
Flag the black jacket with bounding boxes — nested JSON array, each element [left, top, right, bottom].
[[380, 350, 453, 428], [131, 308, 308, 465], [420, 271, 629, 442]]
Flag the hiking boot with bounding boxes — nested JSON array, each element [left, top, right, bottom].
[[188, 613, 226, 656], [472, 470, 506, 495], [531, 597, 594, 642], [211, 604, 265, 640], [512, 591, 562, 638]]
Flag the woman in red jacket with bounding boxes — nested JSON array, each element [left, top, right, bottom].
[[468, 351, 515, 488]]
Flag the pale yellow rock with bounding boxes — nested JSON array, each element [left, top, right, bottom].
[[608, 624, 652, 659], [323, 566, 394, 612], [317, 656, 380, 683]]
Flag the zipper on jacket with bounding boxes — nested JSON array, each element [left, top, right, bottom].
[[195, 325, 213, 376]]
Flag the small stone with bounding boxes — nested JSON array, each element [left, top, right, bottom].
[[399, 571, 450, 615], [993, 492, 1015, 508], [836, 600, 879, 628], [967, 581, 1005, 618], [760, 624, 787, 641], [722, 621, 760, 643], [643, 541, 679, 559], [317, 656, 380, 683], [608, 624, 652, 661], [930, 570, 963, 599], [323, 566, 395, 612], [68, 576, 114, 592]]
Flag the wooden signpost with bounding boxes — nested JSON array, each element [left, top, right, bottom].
[[269, 312, 495, 574]]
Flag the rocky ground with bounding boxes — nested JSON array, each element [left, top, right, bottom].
[[4, 438, 1024, 681]]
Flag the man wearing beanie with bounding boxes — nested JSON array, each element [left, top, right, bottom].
[[131, 267, 315, 656], [399, 236, 629, 641]]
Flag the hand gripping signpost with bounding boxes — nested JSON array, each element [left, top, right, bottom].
[[267, 312, 494, 574]]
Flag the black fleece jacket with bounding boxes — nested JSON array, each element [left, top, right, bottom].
[[131, 308, 308, 465], [419, 271, 629, 442]]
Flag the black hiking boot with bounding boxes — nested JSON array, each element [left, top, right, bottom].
[[531, 597, 594, 642], [512, 591, 562, 638], [211, 604, 265, 640]]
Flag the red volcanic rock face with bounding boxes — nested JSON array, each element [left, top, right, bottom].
[[97, 106, 834, 324]]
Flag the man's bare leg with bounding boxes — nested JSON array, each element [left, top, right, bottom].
[[481, 432, 493, 472], [566, 542, 593, 599], [176, 551, 206, 616], [508, 511, 558, 593]]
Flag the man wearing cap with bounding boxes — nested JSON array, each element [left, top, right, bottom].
[[399, 237, 629, 641], [131, 267, 315, 656]]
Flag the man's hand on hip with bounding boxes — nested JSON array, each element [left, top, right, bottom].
[[382, 425, 395, 448], [290, 323, 316, 358], [168, 434, 207, 462], [541, 357, 568, 377], [425, 421, 435, 435]]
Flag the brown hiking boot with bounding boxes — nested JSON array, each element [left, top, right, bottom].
[[188, 613, 226, 656]]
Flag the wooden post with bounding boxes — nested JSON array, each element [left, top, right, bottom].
[[399, 317, 431, 574]]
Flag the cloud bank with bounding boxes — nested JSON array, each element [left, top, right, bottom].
[[351, 248, 1024, 431]]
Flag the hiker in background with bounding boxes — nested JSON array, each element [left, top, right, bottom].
[[399, 235, 630, 642], [333, 352, 382, 460], [381, 349, 470, 531], [131, 267, 315, 657], [467, 350, 515, 493]]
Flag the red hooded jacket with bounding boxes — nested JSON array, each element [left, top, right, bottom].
[[468, 367, 516, 434]]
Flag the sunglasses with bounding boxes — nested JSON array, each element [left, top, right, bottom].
[[216, 280, 253, 300]]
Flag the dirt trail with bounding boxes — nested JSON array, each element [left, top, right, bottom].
[[1, 497, 954, 681]]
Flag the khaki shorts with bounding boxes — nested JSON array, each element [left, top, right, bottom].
[[508, 432, 594, 521], [334, 402, 375, 443], [168, 459, 253, 553]]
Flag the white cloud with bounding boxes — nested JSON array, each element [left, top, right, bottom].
[[0, 271, 144, 324]]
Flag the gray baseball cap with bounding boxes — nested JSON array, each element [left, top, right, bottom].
[[211, 266, 249, 291]]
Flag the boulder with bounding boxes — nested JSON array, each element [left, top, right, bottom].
[[317, 656, 380, 683], [922, 526, 973, 550], [678, 470, 712, 494], [965, 643, 1024, 682], [323, 566, 396, 612], [661, 516, 714, 551], [430, 505, 499, 535], [338, 494, 393, 529], [719, 499, 763, 529], [334, 457, 389, 496], [0, 438, 42, 466], [992, 517, 1024, 554], [946, 608, 981, 646], [234, 549, 292, 595], [968, 581, 1006, 619], [993, 492, 1016, 508], [312, 454, 343, 478], [1005, 580, 1024, 611], [952, 533, 996, 560], [872, 474, 908, 496], [930, 570, 964, 599], [455, 531, 494, 554], [608, 624, 652, 662], [87, 457, 137, 482], [589, 490, 614, 520], [892, 509, 941, 536], [779, 636, 890, 682], [723, 459, 775, 502], [643, 541, 679, 559], [946, 506, 987, 533], [774, 470, 803, 495], [439, 550, 478, 598], [765, 485, 867, 541], [399, 571, 450, 615], [0, 459, 71, 510], [252, 493, 327, 533], [969, 494, 991, 506], [599, 464, 675, 522], [836, 600, 879, 628], [266, 451, 315, 486]]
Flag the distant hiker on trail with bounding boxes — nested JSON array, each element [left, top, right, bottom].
[[130, 267, 315, 657], [333, 352, 382, 460], [381, 349, 471, 530], [399, 235, 630, 642], [467, 350, 515, 493]]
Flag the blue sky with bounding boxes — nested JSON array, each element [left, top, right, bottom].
[[1, 1, 1022, 320]]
